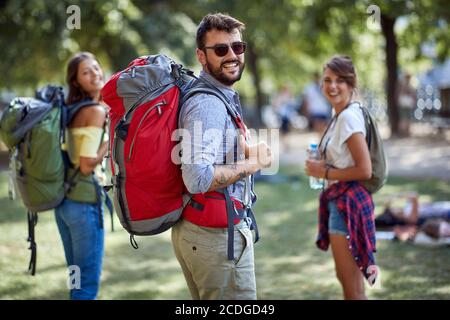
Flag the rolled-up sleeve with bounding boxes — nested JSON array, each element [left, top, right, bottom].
[[180, 94, 227, 194]]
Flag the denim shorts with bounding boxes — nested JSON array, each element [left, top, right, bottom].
[[328, 201, 349, 236]]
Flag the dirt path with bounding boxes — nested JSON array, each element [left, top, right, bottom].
[[276, 128, 450, 182]]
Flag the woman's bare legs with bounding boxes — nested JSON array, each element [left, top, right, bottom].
[[330, 234, 367, 300]]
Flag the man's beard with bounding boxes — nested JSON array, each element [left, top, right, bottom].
[[206, 59, 245, 86]]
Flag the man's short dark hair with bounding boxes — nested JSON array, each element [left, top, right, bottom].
[[196, 13, 245, 49]]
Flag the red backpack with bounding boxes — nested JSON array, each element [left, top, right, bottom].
[[101, 55, 194, 242]]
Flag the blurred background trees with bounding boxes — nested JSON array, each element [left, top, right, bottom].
[[0, 0, 449, 134]]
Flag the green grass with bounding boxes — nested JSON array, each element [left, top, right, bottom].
[[0, 167, 449, 300]]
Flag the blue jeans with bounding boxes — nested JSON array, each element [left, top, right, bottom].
[[55, 199, 104, 300]]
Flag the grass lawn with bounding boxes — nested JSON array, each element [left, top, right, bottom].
[[0, 167, 449, 300]]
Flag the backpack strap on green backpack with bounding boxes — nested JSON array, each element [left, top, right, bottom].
[[27, 211, 38, 276], [358, 104, 373, 149]]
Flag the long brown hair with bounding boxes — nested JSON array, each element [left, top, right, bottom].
[[66, 52, 101, 105]]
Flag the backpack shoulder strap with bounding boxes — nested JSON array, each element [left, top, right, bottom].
[[318, 101, 371, 155], [356, 103, 373, 149], [181, 81, 244, 133], [61, 99, 100, 167], [62, 99, 106, 184], [66, 99, 99, 125]]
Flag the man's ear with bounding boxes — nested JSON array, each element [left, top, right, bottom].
[[196, 48, 206, 67]]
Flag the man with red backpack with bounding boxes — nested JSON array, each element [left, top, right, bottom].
[[171, 13, 272, 300]]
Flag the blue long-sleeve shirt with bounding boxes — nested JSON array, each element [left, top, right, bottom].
[[178, 71, 255, 205]]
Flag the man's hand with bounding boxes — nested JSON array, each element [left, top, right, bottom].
[[239, 135, 272, 169], [206, 135, 272, 192]]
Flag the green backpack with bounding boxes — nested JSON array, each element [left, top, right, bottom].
[[357, 103, 388, 194], [0, 85, 113, 275], [1, 86, 66, 211]]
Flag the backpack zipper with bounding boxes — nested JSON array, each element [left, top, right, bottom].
[[127, 100, 167, 161]]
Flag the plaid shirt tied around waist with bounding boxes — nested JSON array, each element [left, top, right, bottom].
[[316, 181, 378, 285]]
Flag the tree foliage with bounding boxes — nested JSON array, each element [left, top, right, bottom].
[[0, 0, 448, 130]]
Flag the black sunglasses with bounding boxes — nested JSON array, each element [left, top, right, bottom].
[[203, 41, 247, 57]]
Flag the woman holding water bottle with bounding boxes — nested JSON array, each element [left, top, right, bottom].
[[305, 55, 376, 300]]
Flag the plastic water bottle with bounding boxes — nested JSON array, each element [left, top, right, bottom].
[[308, 143, 324, 190]]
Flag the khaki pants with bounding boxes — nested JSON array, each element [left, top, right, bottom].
[[171, 219, 257, 300]]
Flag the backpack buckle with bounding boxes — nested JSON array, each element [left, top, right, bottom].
[[171, 64, 183, 80], [115, 118, 130, 140]]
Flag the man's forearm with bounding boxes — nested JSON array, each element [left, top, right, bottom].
[[207, 160, 259, 192]]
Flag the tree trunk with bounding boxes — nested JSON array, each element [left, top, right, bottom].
[[246, 41, 263, 128], [381, 14, 400, 136]]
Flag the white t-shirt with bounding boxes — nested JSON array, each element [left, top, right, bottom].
[[319, 102, 366, 170]]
